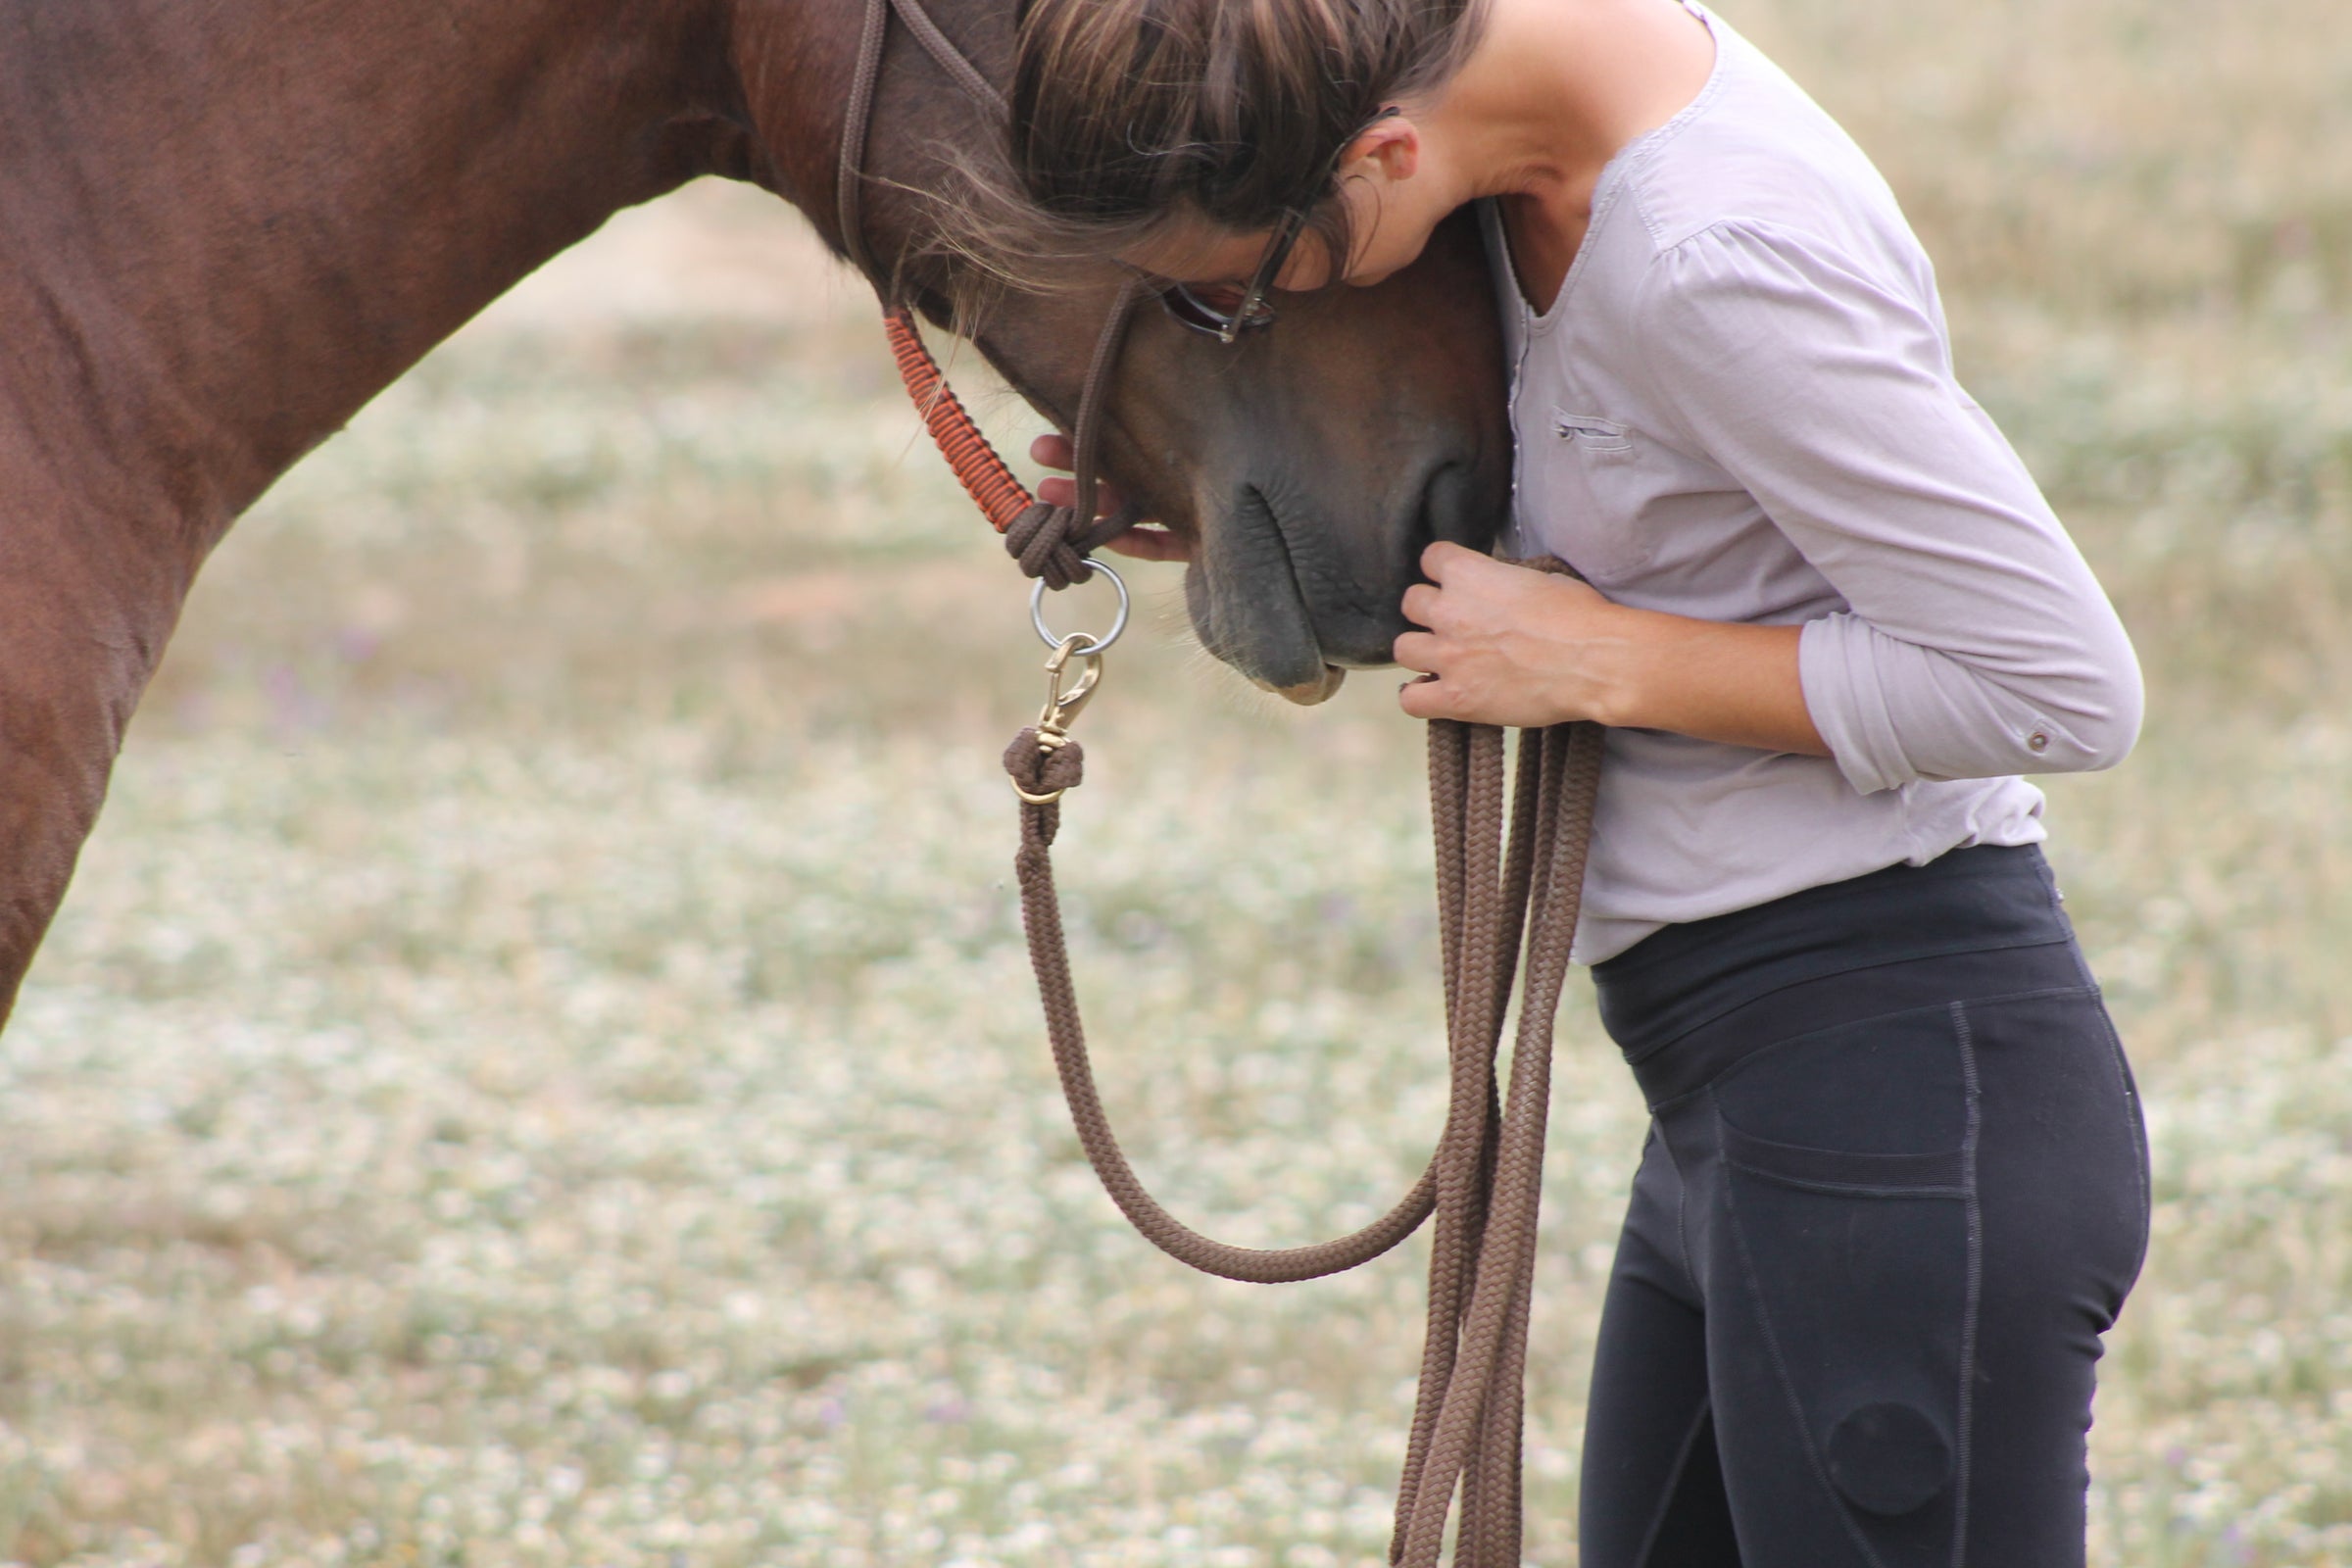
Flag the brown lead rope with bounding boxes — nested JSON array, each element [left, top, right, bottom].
[[1002, 710, 1605, 1567]]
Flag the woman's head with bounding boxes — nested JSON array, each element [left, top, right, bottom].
[[1004, 0, 1491, 311]]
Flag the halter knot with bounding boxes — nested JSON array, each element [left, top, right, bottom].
[[1005, 502, 1092, 589], [1005, 500, 1148, 589]]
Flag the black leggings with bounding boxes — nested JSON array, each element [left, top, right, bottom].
[[1581, 846, 2150, 1568]]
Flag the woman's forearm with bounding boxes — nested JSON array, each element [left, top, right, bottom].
[[1600, 610, 1827, 756]]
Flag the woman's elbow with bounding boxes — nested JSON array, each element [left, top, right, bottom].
[[2085, 662, 2144, 770], [2041, 655, 2144, 774]]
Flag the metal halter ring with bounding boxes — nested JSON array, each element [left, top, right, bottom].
[[1029, 559, 1130, 656]]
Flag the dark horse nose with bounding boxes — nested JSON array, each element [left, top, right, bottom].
[[1160, 208, 1512, 700], [1182, 444, 1503, 702], [1305, 456, 1495, 671], [974, 207, 1510, 703]]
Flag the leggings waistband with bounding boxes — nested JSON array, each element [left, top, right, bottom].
[[1591, 845, 2085, 1103]]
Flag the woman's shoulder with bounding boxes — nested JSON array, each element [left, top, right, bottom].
[[1613, 16, 1925, 284]]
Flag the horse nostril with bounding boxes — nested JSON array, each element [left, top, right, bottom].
[[1417, 459, 1489, 554]]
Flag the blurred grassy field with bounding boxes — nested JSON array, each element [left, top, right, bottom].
[[4, 0, 2349, 1562]]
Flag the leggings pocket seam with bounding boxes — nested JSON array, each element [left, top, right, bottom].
[[1951, 999, 1985, 1568], [1716, 1117, 1968, 1193], [1728, 1171, 1970, 1200], [1713, 1106, 1894, 1566]]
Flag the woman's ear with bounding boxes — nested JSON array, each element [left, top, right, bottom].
[[1349, 117, 1422, 185]]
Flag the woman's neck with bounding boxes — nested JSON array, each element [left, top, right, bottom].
[[1428, 0, 1715, 308]]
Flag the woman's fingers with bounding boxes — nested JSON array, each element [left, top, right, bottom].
[[1394, 558, 1626, 728], [1395, 630, 1470, 720], [1029, 432, 1183, 558], [1031, 433, 1131, 520], [1103, 526, 1193, 564], [1036, 474, 1135, 515], [1396, 672, 1456, 720], [1419, 539, 1485, 583]]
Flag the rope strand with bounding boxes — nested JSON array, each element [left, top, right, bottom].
[[1003, 710, 1605, 1563]]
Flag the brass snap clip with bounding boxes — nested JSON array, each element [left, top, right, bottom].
[[1012, 636, 1102, 806], [1013, 560, 1128, 805], [1036, 634, 1102, 743]]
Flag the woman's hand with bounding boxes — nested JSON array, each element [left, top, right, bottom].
[[1028, 434, 1194, 564], [1395, 543, 1639, 728], [1395, 542, 1832, 756]]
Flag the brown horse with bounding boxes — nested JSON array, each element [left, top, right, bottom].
[[0, 0, 1509, 1022]]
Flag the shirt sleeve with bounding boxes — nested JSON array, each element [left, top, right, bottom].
[[1626, 219, 2142, 794]]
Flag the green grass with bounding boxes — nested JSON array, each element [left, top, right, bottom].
[[4, 0, 2350, 1561]]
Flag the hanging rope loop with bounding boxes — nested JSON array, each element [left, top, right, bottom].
[[1003, 686, 1605, 1567]]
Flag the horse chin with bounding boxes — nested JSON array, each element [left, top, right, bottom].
[[1256, 665, 1348, 706]]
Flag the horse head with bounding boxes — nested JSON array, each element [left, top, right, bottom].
[[728, 0, 1512, 702]]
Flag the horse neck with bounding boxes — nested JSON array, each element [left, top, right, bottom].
[[0, 0, 780, 563]]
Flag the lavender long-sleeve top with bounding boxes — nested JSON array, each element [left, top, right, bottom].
[[1487, 6, 2141, 963]]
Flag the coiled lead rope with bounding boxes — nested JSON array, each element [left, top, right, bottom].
[[1003, 701, 1603, 1567]]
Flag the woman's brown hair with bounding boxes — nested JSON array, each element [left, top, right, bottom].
[[995, 0, 1490, 273]]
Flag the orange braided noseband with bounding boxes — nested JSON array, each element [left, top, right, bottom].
[[884, 308, 1035, 532]]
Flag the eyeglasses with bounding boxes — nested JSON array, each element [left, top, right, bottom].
[[1152, 107, 1401, 345]]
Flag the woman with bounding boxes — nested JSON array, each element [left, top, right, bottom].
[[1006, 0, 2151, 1561]]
